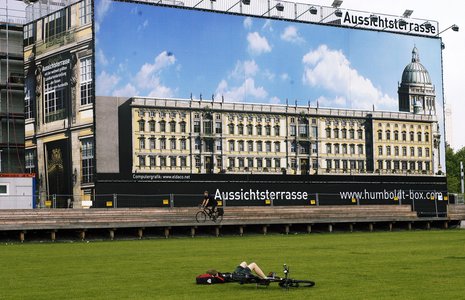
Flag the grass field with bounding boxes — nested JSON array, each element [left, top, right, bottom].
[[1, 230, 465, 299]]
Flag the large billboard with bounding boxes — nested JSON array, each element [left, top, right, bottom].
[[92, 0, 447, 211], [95, 1, 443, 109]]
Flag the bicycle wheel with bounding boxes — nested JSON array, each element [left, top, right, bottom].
[[284, 279, 315, 288], [195, 211, 207, 223], [213, 213, 223, 223]]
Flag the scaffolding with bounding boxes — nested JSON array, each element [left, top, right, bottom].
[[0, 0, 26, 173]]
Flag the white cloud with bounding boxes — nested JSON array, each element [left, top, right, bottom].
[[113, 83, 138, 97], [315, 95, 348, 108], [135, 51, 176, 89], [243, 17, 252, 30], [280, 73, 290, 81], [230, 60, 259, 79], [302, 44, 396, 110], [96, 71, 120, 96], [263, 69, 275, 81], [270, 96, 281, 104], [137, 19, 149, 31], [95, 0, 112, 33], [262, 19, 273, 32], [215, 78, 267, 102], [96, 48, 109, 66], [281, 26, 304, 44], [247, 32, 272, 55], [148, 82, 175, 98]]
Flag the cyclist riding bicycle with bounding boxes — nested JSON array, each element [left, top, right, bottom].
[[200, 190, 217, 214]]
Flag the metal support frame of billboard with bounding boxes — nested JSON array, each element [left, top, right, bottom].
[[25, 0, 440, 37], [125, 0, 440, 37]]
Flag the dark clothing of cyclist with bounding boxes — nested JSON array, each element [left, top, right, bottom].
[[201, 191, 217, 212], [204, 195, 217, 208]]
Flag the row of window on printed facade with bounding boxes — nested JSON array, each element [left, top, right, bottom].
[[138, 118, 286, 137], [377, 145, 430, 157], [137, 136, 323, 154], [377, 130, 430, 143], [137, 155, 287, 170], [138, 117, 373, 140], [375, 160, 431, 172]]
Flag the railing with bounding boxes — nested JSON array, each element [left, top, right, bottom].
[[3, 189, 450, 218], [35, 29, 76, 55]]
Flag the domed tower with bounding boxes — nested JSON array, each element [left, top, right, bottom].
[[398, 46, 436, 115]]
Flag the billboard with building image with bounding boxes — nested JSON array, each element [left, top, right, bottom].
[[94, 0, 445, 177], [93, 0, 447, 213]]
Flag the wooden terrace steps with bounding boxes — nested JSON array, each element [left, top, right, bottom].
[[0, 205, 420, 231], [448, 205, 465, 219]]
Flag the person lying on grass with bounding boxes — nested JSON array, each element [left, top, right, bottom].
[[197, 261, 275, 284]]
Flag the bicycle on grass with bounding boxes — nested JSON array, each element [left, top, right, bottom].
[[195, 206, 223, 223], [228, 264, 315, 289]]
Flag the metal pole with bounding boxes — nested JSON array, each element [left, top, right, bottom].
[[461, 161, 464, 195], [6, 0, 10, 172]]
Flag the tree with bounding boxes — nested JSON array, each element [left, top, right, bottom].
[[446, 144, 465, 193]]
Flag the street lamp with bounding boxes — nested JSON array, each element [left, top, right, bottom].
[[226, 0, 250, 12], [319, 0, 343, 23], [193, 0, 217, 8], [262, 2, 284, 16], [437, 24, 459, 36], [295, 6, 318, 20]]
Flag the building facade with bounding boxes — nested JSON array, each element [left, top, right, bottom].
[[127, 46, 441, 177], [23, 0, 94, 206], [0, 21, 24, 173], [129, 97, 439, 176]]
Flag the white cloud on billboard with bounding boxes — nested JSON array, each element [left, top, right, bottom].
[[137, 19, 149, 31], [302, 45, 396, 110], [315, 95, 348, 107], [95, 0, 112, 33], [113, 83, 138, 97], [216, 78, 267, 102], [263, 69, 275, 81], [247, 32, 272, 55], [147, 78, 175, 98], [281, 26, 304, 44], [270, 96, 281, 104], [230, 60, 259, 79], [243, 17, 253, 30], [262, 19, 273, 32], [96, 48, 109, 66], [135, 51, 176, 89], [96, 70, 120, 96]]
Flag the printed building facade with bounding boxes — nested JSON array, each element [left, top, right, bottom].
[[128, 97, 439, 176], [23, 0, 93, 206]]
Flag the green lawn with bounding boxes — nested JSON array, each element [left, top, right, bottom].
[[1, 230, 465, 299]]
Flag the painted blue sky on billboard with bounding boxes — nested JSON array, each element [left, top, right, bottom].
[[95, 0, 442, 112]]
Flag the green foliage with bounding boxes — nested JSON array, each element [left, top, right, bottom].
[[446, 145, 465, 193], [1, 231, 465, 299]]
